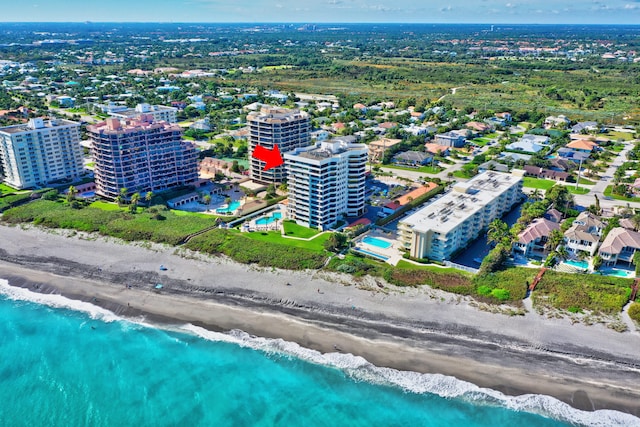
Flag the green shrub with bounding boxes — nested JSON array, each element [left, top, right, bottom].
[[629, 303, 640, 323], [477, 285, 492, 296], [490, 288, 510, 301]]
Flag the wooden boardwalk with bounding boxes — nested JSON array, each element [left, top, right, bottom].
[[631, 278, 639, 302], [528, 267, 547, 292]]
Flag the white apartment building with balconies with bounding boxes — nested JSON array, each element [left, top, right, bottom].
[[0, 117, 83, 189], [284, 139, 368, 230], [248, 106, 310, 184], [398, 170, 524, 261], [110, 103, 178, 124]]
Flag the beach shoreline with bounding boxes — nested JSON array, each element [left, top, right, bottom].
[[1, 224, 640, 417]]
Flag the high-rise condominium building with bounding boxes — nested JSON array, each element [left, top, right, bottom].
[[0, 117, 83, 189], [284, 139, 368, 230], [87, 115, 197, 199], [247, 106, 310, 184], [398, 170, 524, 261]]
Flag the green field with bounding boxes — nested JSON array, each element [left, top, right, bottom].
[[241, 229, 330, 252], [567, 186, 590, 195], [522, 177, 557, 190], [282, 220, 322, 238], [384, 164, 444, 174]]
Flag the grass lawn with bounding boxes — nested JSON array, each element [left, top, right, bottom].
[[522, 177, 556, 190], [602, 131, 634, 141], [567, 186, 590, 195], [577, 177, 596, 185], [472, 138, 490, 147], [611, 144, 625, 152], [384, 164, 444, 174], [453, 170, 475, 179], [89, 201, 125, 211], [604, 185, 640, 202], [241, 229, 330, 252], [0, 183, 21, 194], [283, 220, 321, 238]]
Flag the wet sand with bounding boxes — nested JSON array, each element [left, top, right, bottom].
[[0, 224, 639, 417]]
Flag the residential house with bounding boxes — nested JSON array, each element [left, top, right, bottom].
[[478, 160, 509, 173], [571, 121, 599, 134], [598, 227, 640, 266], [544, 115, 571, 129], [505, 134, 550, 154], [557, 147, 591, 163], [466, 121, 492, 133], [495, 112, 512, 122], [499, 152, 532, 163], [368, 138, 402, 163], [434, 131, 466, 148], [393, 151, 433, 167], [382, 183, 439, 215], [424, 143, 450, 156], [522, 165, 569, 182], [563, 212, 604, 256], [549, 158, 574, 172], [566, 139, 599, 153], [512, 218, 560, 258], [544, 208, 563, 223]]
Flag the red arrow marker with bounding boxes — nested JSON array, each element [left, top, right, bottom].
[[252, 144, 284, 171]]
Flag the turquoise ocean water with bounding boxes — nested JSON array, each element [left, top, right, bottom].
[[1, 279, 638, 427]]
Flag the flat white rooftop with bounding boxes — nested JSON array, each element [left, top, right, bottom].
[[400, 171, 522, 234]]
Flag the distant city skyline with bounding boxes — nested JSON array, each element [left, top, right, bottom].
[[3, 0, 640, 25]]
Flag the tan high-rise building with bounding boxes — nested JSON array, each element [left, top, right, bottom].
[[247, 106, 310, 184], [87, 115, 197, 200]]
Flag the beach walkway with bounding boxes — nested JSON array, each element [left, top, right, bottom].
[[528, 267, 547, 292]]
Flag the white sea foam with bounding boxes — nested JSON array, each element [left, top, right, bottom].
[[1, 277, 637, 427], [0, 278, 121, 323], [181, 324, 640, 427]]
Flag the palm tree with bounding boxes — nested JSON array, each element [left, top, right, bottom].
[[129, 192, 140, 213], [145, 191, 154, 205], [546, 229, 565, 253], [66, 185, 78, 203], [487, 219, 509, 247], [118, 187, 128, 205], [530, 188, 542, 202], [203, 194, 212, 209], [556, 245, 569, 263], [631, 213, 640, 231]]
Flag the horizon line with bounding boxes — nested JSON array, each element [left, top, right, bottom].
[[1, 21, 640, 26]]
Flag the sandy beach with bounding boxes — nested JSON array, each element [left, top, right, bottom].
[[1, 223, 639, 417]]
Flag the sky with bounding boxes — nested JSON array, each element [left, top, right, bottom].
[[4, 0, 640, 24]]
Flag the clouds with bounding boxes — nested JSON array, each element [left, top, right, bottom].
[[1, 0, 639, 23]]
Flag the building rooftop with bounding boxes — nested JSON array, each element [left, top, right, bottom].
[[247, 105, 309, 124], [87, 116, 180, 134], [400, 171, 522, 235], [0, 117, 78, 134], [289, 139, 366, 161]]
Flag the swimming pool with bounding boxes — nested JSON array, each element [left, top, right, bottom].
[[216, 201, 241, 214], [363, 236, 392, 249], [563, 259, 589, 269], [601, 268, 634, 278], [80, 191, 96, 198], [354, 248, 389, 261], [256, 211, 282, 225]]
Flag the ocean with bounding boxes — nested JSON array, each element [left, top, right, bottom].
[[0, 278, 637, 427]]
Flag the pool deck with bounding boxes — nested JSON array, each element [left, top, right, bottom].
[[355, 230, 403, 266], [244, 208, 285, 232]]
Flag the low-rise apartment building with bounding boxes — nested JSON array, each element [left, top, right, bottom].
[[398, 170, 524, 261]]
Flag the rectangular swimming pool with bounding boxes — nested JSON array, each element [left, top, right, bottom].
[[563, 259, 589, 269], [354, 248, 389, 261], [362, 236, 392, 249]]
